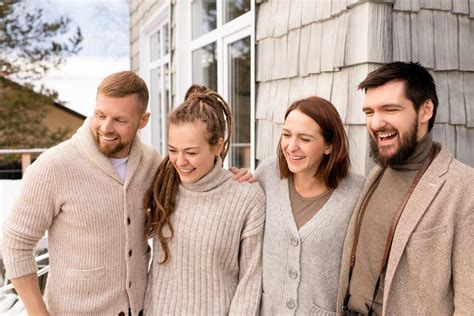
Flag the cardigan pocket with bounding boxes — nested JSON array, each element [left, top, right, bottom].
[[65, 266, 105, 280], [309, 303, 336, 316]]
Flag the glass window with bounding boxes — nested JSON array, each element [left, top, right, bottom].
[[163, 23, 170, 55], [150, 30, 161, 62], [192, 42, 217, 91], [228, 36, 251, 168], [224, 0, 250, 23], [150, 67, 163, 151], [192, 0, 217, 39]]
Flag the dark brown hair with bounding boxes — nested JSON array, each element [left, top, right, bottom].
[[144, 84, 232, 264], [97, 71, 149, 113], [358, 62, 438, 131], [277, 96, 349, 189]]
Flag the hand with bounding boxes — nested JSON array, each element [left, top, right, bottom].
[[229, 166, 257, 183]]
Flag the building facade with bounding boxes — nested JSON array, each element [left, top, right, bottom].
[[129, 0, 474, 174]]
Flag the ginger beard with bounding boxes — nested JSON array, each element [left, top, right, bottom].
[[93, 131, 127, 157]]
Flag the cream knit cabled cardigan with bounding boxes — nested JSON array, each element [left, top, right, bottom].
[[144, 158, 266, 315], [255, 157, 364, 315], [1, 121, 161, 315]]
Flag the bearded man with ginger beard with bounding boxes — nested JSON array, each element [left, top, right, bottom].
[[337, 62, 474, 315]]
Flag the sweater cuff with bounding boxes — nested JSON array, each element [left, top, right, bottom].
[[4, 256, 38, 280]]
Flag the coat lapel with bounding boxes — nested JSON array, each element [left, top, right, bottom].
[[383, 145, 452, 308], [124, 135, 143, 188], [73, 119, 124, 184]]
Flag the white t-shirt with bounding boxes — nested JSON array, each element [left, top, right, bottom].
[[109, 157, 128, 181]]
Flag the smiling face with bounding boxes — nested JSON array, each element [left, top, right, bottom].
[[168, 121, 223, 184], [90, 93, 149, 158], [280, 109, 331, 178], [363, 80, 432, 166]]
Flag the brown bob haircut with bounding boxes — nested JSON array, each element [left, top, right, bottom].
[[277, 96, 350, 189]]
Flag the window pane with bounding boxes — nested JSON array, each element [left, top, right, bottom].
[[150, 30, 161, 61], [224, 0, 250, 23], [192, 0, 216, 39], [192, 42, 217, 92], [228, 36, 251, 168], [150, 67, 163, 151], [163, 23, 170, 55]]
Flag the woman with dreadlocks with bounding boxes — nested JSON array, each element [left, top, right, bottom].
[[143, 85, 265, 315]]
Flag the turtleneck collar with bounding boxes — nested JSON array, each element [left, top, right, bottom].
[[181, 156, 229, 192], [389, 133, 433, 170]]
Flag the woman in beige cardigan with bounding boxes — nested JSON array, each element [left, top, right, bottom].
[[143, 86, 265, 315], [255, 96, 364, 315]]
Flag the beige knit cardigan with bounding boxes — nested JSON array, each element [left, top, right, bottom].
[[144, 159, 266, 315], [1, 121, 161, 315]]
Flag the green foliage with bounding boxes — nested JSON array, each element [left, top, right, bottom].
[[0, 0, 83, 79], [0, 77, 72, 161]]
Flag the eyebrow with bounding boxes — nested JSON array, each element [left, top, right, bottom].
[[281, 128, 316, 138], [362, 103, 402, 112], [168, 145, 200, 150]]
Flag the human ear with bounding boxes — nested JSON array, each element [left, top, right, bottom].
[[213, 138, 225, 156], [324, 143, 333, 155], [419, 99, 434, 124], [139, 112, 150, 129]]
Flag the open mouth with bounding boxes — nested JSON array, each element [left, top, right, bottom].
[[100, 135, 119, 142], [376, 131, 397, 144], [178, 168, 195, 175], [287, 154, 305, 161]]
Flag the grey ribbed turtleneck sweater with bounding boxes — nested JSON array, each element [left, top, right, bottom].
[[144, 159, 266, 315]]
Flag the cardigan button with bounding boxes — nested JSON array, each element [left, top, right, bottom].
[[290, 237, 299, 247], [286, 299, 296, 309], [118, 312, 125, 316], [289, 268, 298, 279], [129, 249, 132, 257]]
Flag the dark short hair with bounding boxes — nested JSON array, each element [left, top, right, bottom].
[[277, 96, 350, 189], [358, 62, 438, 131]]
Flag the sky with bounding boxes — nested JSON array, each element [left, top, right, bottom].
[[36, 0, 130, 116]]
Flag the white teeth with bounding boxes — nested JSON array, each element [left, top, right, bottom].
[[179, 168, 194, 174], [289, 155, 305, 160], [378, 131, 396, 139]]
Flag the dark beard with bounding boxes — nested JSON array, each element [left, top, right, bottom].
[[369, 122, 418, 168]]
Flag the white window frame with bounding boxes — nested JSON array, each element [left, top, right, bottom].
[[176, 0, 256, 170], [139, 3, 171, 153]]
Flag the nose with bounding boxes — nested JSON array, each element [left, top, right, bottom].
[[286, 137, 299, 152], [176, 153, 189, 167], [100, 119, 114, 134], [369, 112, 387, 132]]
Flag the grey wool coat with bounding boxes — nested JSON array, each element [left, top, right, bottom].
[[336, 143, 474, 315], [256, 157, 364, 315]]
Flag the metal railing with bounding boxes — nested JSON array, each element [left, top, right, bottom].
[[0, 149, 47, 175]]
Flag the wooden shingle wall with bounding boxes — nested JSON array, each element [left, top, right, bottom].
[[255, 0, 474, 174], [392, 0, 474, 167]]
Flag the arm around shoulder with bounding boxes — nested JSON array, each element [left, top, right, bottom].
[[229, 186, 265, 315]]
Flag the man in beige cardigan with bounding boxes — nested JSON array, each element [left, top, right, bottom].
[[1, 71, 162, 315], [337, 62, 474, 315]]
